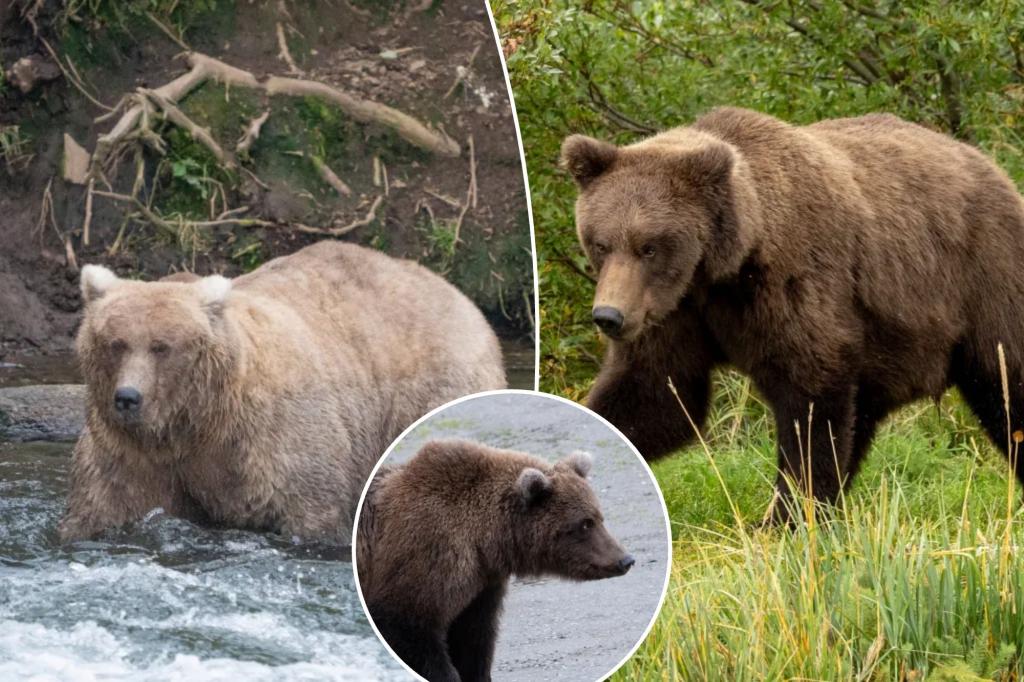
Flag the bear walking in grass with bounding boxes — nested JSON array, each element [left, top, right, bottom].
[[58, 241, 506, 542], [355, 439, 634, 682], [561, 107, 1024, 519]]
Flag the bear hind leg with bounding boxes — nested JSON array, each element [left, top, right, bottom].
[[447, 583, 506, 682], [953, 343, 1024, 486]]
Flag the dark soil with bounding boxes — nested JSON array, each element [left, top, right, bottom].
[[0, 0, 532, 355]]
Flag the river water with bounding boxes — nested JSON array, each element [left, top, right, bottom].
[[0, 441, 406, 680], [0, 339, 533, 679]]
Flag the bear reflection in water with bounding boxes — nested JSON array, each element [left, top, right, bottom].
[[355, 438, 634, 682], [58, 241, 506, 543]]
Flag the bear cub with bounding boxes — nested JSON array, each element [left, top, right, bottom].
[[355, 439, 634, 682]]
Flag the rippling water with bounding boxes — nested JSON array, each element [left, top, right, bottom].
[[0, 441, 405, 681]]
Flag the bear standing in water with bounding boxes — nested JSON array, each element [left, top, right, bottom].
[[355, 439, 634, 682], [59, 241, 506, 542], [561, 107, 1024, 518]]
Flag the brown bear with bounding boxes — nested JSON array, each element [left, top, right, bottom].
[[561, 107, 1024, 518], [58, 241, 506, 542], [355, 439, 634, 682]]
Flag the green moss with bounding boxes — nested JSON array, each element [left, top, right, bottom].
[[178, 82, 263, 146], [153, 127, 236, 220]]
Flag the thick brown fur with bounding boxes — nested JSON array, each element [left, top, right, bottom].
[[561, 107, 1024, 517], [356, 439, 632, 682], [59, 241, 506, 542]]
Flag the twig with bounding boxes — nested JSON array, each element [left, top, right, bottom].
[[453, 135, 476, 244], [92, 190, 177, 236], [237, 110, 270, 154], [276, 22, 303, 75], [82, 178, 95, 246], [424, 188, 460, 207], [468, 134, 477, 210], [295, 195, 383, 236], [146, 11, 190, 50], [444, 43, 483, 99], [309, 155, 352, 196], [39, 37, 113, 111]]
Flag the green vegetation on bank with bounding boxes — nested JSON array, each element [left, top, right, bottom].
[[493, 1, 1024, 677]]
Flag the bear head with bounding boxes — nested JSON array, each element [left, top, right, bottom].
[[560, 131, 761, 342], [76, 265, 234, 439], [514, 451, 634, 580]]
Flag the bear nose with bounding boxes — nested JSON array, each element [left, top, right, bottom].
[[592, 306, 624, 334], [618, 554, 636, 573], [114, 387, 142, 413]]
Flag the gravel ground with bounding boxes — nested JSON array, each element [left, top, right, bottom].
[[365, 391, 670, 682]]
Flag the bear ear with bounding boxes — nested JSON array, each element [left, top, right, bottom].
[[517, 467, 552, 505], [559, 451, 593, 478], [560, 135, 618, 188], [672, 142, 735, 188], [196, 274, 232, 314], [80, 264, 119, 304]]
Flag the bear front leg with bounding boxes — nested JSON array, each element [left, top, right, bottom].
[[586, 306, 716, 461], [447, 583, 506, 682], [765, 382, 856, 522], [373, 610, 460, 682], [58, 426, 182, 541], [587, 360, 711, 460]]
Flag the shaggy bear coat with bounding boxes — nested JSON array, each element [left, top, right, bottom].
[[562, 107, 1024, 516], [356, 439, 634, 682], [59, 241, 505, 541]]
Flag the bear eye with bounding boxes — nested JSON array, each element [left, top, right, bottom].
[[150, 341, 170, 356], [579, 519, 594, 532], [109, 339, 127, 354], [592, 243, 609, 256], [640, 244, 656, 258]]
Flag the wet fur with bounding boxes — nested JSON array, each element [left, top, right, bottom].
[[564, 107, 1024, 516], [59, 242, 506, 542]]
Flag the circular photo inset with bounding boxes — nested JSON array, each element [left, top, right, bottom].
[[352, 390, 670, 682]]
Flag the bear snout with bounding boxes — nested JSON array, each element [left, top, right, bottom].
[[617, 553, 636, 574], [592, 305, 625, 336], [113, 386, 143, 415]]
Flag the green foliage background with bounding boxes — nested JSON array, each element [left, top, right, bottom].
[[493, 1, 1024, 678], [494, 0, 1024, 397]]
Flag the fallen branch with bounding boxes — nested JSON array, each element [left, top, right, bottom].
[[91, 51, 459, 178], [266, 76, 460, 156]]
